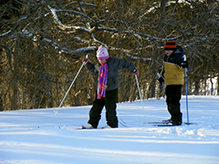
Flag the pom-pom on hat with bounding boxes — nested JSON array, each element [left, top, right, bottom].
[[165, 41, 177, 51], [96, 45, 109, 60]]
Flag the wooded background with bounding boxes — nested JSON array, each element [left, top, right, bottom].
[[0, 0, 218, 111]]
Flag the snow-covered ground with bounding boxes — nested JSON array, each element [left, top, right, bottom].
[[0, 95, 219, 164]]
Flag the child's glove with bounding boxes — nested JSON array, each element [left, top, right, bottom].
[[133, 69, 139, 75], [181, 61, 188, 68], [82, 58, 89, 65]]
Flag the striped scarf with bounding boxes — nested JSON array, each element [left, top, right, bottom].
[[97, 63, 108, 99]]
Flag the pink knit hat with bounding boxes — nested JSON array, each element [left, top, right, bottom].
[[96, 45, 109, 60]]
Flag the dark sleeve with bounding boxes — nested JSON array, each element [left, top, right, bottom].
[[86, 62, 98, 74], [113, 58, 136, 72], [175, 55, 184, 67], [175, 47, 185, 67]]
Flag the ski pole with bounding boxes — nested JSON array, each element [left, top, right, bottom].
[[54, 55, 88, 115], [135, 75, 148, 126], [183, 55, 189, 124], [184, 68, 189, 124]]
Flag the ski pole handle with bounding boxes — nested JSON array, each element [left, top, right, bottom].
[[157, 73, 161, 78], [82, 55, 89, 65], [183, 55, 188, 71], [183, 55, 186, 61]]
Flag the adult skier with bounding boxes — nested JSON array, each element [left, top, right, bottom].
[[82, 45, 139, 129], [158, 41, 189, 125]]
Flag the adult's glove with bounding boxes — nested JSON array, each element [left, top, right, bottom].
[[82, 58, 89, 65], [133, 69, 139, 75], [181, 61, 188, 68]]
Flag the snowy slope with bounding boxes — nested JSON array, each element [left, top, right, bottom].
[[0, 96, 219, 164]]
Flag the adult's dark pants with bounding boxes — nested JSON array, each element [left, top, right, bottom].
[[88, 89, 118, 128], [165, 85, 182, 123]]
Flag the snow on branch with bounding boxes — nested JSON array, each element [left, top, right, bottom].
[[43, 38, 96, 55], [139, 0, 193, 19], [0, 30, 12, 37], [0, 16, 27, 37], [47, 5, 182, 43], [124, 53, 151, 61], [64, 1, 98, 8], [43, 37, 149, 61], [47, 5, 90, 32], [98, 20, 172, 41]]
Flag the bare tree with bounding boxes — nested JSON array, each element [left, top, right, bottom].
[[0, 0, 218, 110]]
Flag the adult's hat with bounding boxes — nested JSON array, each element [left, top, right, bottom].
[[165, 41, 177, 51], [96, 45, 109, 60]]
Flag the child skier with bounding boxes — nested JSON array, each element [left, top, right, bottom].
[[158, 41, 189, 125], [82, 45, 139, 128]]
